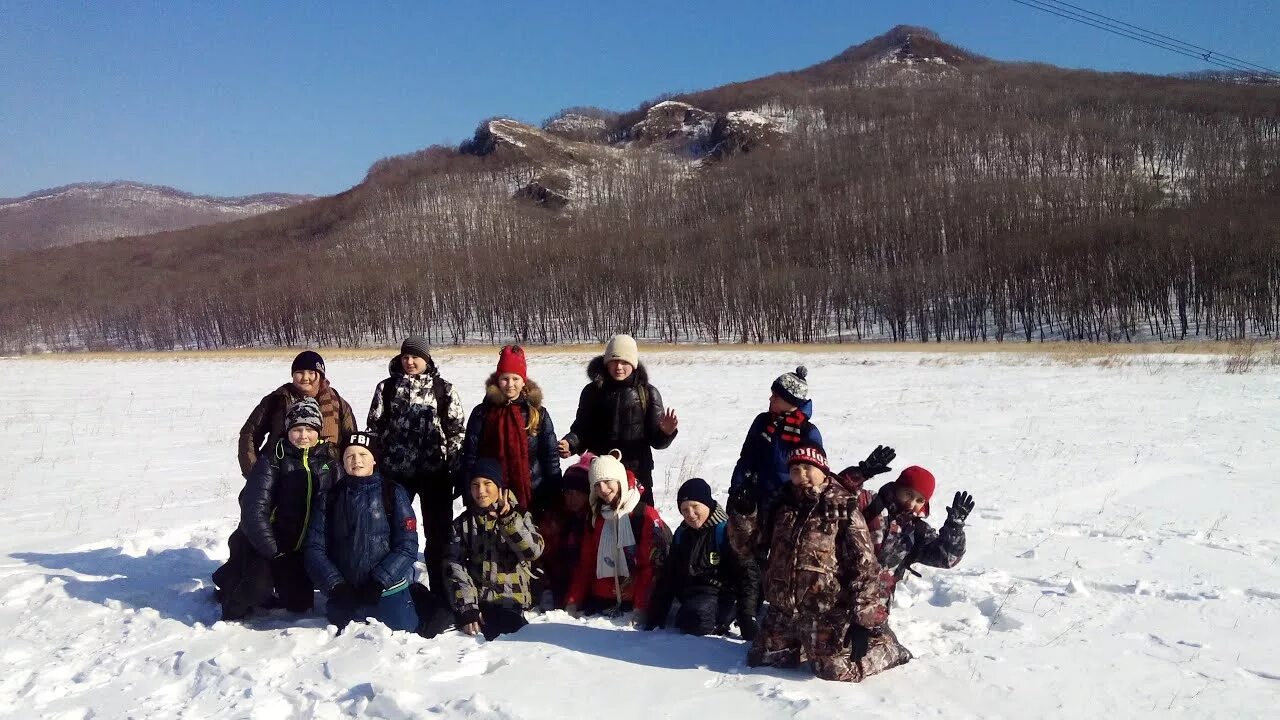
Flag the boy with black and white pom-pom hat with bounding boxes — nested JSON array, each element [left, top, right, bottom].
[[727, 366, 824, 527]]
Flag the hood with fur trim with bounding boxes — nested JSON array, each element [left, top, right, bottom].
[[483, 375, 544, 409], [586, 355, 650, 388]]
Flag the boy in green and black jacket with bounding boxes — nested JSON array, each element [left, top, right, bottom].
[[214, 397, 339, 621]]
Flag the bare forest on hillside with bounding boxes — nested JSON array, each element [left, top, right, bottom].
[[1, 59, 1277, 352]]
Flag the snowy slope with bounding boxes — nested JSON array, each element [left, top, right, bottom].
[[1, 350, 1278, 719]]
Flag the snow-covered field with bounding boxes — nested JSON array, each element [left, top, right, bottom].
[[1, 350, 1278, 719]]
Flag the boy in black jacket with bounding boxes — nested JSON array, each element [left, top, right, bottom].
[[644, 478, 758, 638], [214, 398, 340, 621]]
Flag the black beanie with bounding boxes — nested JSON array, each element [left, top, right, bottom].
[[291, 350, 326, 377], [471, 457, 505, 487], [400, 335, 431, 361], [344, 431, 379, 459], [676, 477, 717, 511]]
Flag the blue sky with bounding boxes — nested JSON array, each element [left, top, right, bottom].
[[1, 1, 1275, 198]]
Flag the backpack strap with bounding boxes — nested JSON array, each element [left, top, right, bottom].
[[432, 376, 453, 426], [377, 379, 397, 435], [381, 478, 399, 533]]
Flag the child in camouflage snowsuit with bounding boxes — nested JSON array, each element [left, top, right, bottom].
[[729, 443, 911, 683]]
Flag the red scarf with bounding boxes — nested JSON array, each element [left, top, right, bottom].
[[481, 400, 533, 508]]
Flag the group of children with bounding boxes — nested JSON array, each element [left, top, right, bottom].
[[215, 334, 975, 684]]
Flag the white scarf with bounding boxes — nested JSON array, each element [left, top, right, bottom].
[[595, 487, 641, 580]]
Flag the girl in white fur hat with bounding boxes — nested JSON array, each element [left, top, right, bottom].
[[563, 450, 671, 627]]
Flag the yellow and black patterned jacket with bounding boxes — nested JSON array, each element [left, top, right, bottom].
[[445, 490, 545, 615]]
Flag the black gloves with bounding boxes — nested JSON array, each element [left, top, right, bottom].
[[946, 491, 975, 525], [457, 607, 482, 627], [848, 624, 885, 658], [856, 445, 896, 479], [737, 615, 759, 641], [356, 580, 385, 605], [327, 582, 355, 606], [728, 473, 759, 515]]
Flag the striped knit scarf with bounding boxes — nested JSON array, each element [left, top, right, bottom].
[[314, 381, 345, 445]]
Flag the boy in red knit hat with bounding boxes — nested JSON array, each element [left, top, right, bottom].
[[733, 442, 910, 682]]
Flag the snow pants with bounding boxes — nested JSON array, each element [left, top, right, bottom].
[[747, 608, 911, 682], [325, 587, 419, 632], [413, 586, 529, 641], [673, 589, 737, 636], [213, 529, 313, 620], [387, 468, 454, 599]]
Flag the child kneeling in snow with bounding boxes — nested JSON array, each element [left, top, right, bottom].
[[303, 432, 420, 632], [417, 458, 545, 640], [534, 453, 595, 609], [214, 397, 339, 621], [644, 478, 759, 638], [564, 451, 671, 626], [730, 443, 910, 682], [839, 464, 973, 608]]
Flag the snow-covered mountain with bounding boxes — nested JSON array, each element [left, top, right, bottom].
[[0, 181, 314, 253]]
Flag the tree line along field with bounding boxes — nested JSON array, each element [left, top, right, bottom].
[[1, 38, 1277, 353]]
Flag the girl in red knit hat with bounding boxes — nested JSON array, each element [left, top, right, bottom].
[[458, 345, 563, 514], [838, 464, 976, 608]]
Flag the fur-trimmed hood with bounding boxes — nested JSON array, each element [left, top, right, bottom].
[[483, 376, 544, 408], [586, 355, 650, 387]]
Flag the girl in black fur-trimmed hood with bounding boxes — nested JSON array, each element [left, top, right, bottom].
[[557, 334, 678, 507]]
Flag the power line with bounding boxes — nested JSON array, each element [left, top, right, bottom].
[[1006, 0, 1279, 79], [1009, 0, 1259, 74], [1045, 0, 1277, 75]]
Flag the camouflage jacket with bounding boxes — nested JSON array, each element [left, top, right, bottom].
[[445, 490, 545, 615], [729, 479, 887, 629], [367, 358, 466, 480]]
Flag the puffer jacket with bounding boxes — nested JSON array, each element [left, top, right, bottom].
[[459, 379, 562, 497], [728, 479, 886, 628], [239, 439, 340, 559], [445, 490, 545, 614], [563, 356, 675, 473], [303, 472, 419, 594], [730, 401, 822, 519], [237, 381, 356, 476], [647, 506, 759, 628], [367, 356, 465, 479], [857, 483, 967, 598]]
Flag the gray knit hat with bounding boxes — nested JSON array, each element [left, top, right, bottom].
[[285, 397, 323, 432], [771, 366, 809, 407], [400, 335, 431, 361]]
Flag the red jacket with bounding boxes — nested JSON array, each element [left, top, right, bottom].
[[565, 503, 669, 612]]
